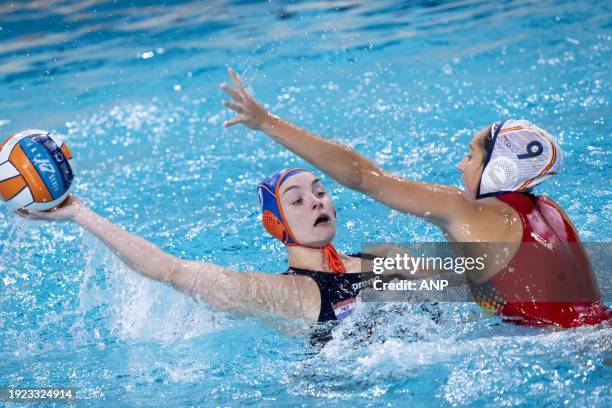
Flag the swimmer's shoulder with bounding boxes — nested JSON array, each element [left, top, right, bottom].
[[274, 272, 321, 323], [447, 196, 523, 242]]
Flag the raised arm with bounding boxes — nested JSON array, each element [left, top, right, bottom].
[[17, 196, 317, 322], [220, 67, 472, 226]]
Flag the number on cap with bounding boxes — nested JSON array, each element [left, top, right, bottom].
[[517, 141, 543, 159]]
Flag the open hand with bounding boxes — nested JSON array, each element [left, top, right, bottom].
[[220, 66, 271, 130], [15, 194, 85, 222]]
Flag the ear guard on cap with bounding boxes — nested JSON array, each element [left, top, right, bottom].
[[258, 182, 293, 244], [481, 156, 518, 191], [257, 168, 307, 245], [262, 209, 288, 243]]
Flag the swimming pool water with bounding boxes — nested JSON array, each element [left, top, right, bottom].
[[0, 0, 610, 406]]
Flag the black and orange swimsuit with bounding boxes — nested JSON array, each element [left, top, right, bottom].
[[285, 254, 440, 344], [284, 253, 380, 323]]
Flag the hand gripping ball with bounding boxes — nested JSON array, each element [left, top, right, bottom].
[[0, 129, 75, 210]]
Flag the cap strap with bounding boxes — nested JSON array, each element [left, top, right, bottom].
[[322, 243, 346, 274]]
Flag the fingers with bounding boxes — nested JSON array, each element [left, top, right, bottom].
[[220, 66, 253, 129], [220, 83, 242, 103], [14, 208, 46, 220], [14, 209, 30, 218], [222, 99, 242, 112], [26, 209, 49, 217], [227, 66, 246, 93], [223, 116, 243, 128]]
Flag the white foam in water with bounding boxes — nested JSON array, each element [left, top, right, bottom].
[[74, 232, 229, 343], [154, 360, 212, 383], [284, 298, 611, 404]]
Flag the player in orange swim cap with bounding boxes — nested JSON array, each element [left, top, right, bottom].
[[258, 168, 345, 273], [14, 168, 414, 343]]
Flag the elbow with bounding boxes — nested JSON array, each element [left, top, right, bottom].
[[340, 146, 367, 191], [344, 168, 364, 191], [164, 255, 189, 285], [346, 158, 381, 196]]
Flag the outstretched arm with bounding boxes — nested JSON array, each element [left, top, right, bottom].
[[17, 196, 315, 322], [220, 67, 472, 226]]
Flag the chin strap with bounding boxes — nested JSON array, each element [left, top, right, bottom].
[[322, 243, 346, 274]]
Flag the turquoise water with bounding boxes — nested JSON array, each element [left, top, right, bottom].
[[1, 0, 611, 406]]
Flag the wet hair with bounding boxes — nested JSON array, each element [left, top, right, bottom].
[[482, 131, 494, 155], [477, 126, 494, 163]]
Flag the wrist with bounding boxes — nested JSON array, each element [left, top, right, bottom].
[[71, 205, 90, 223], [259, 111, 280, 133]]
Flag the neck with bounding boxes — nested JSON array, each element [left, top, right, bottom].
[[287, 244, 337, 272]]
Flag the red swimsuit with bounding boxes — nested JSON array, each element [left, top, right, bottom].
[[470, 192, 611, 328]]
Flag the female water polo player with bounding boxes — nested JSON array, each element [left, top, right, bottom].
[[220, 67, 611, 328], [16, 168, 415, 341]]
